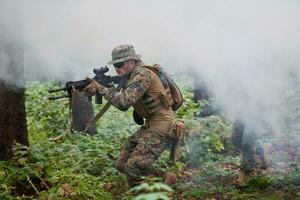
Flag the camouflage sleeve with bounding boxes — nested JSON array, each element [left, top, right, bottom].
[[100, 69, 151, 111]]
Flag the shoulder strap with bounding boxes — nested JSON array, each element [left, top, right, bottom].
[[83, 102, 111, 132], [142, 65, 169, 89]]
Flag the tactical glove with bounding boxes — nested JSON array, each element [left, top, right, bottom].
[[83, 77, 106, 96]]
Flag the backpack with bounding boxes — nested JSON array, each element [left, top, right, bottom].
[[144, 64, 183, 111]]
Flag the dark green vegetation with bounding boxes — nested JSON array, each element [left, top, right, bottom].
[[0, 82, 299, 200]]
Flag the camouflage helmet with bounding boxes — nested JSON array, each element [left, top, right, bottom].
[[107, 44, 141, 64]]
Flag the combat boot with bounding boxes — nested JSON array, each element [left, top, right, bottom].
[[163, 172, 177, 185]]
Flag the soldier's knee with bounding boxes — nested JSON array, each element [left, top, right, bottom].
[[125, 161, 137, 175], [124, 160, 145, 178], [125, 163, 143, 188]]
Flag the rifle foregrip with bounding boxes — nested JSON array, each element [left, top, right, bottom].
[[95, 93, 103, 104], [48, 87, 67, 93]]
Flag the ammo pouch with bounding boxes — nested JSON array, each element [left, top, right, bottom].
[[168, 120, 186, 141], [169, 120, 187, 163], [159, 88, 174, 109]]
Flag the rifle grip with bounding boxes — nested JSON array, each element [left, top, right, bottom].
[[95, 93, 103, 104]]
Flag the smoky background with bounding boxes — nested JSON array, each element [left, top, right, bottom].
[[0, 0, 299, 159]]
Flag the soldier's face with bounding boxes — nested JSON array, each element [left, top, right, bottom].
[[114, 60, 134, 76]]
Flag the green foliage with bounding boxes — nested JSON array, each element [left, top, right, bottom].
[[246, 176, 271, 190], [1, 81, 299, 200], [167, 162, 186, 173], [25, 82, 70, 139], [192, 161, 238, 196], [0, 82, 135, 199], [0, 139, 114, 199], [186, 115, 231, 168], [175, 89, 199, 118], [134, 192, 170, 200], [129, 182, 173, 200], [190, 188, 203, 199]]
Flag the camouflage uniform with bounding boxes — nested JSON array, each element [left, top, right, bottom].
[[115, 128, 169, 186], [231, 120, 267, 173], [95, 45, 175, 187]]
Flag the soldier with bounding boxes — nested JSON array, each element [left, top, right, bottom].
[[83, 44, 179, 187], [231, 119, 268, 185]]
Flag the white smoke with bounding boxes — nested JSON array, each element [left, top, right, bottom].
[[0, 0, 299, 144], [0, 1, 24, 87]]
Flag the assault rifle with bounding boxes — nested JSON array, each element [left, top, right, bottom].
[[48, 66, 123, 104]]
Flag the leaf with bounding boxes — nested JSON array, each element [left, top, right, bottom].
[[0, 171, 6, 181], [148, 182, 173, 192], [129, 183, 150, 193], [134, 192, 170, 200], [17, 158, 28, 166]]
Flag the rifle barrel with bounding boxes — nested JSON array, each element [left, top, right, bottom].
[[48, 95, 69, 100], [48, 87, 67, 93]]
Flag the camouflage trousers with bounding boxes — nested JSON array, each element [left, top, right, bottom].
[[115, 128, 170, 187], [231, 121, 266, 172]]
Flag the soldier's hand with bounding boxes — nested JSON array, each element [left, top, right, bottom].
[[83, 77, 105, 96]]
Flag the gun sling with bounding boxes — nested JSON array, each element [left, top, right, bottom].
[[83, 102, 112, 132]]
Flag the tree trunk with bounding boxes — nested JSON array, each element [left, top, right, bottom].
[[0, 38, 28, 160], [70, 92, 97, 135]]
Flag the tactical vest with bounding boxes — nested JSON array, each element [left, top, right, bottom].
[[132, 65, 174, 119], [145, 64, 183, 111]]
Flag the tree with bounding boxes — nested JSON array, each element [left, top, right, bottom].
[[70, 91, 97, 135], [0, 31, 28, 160]]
